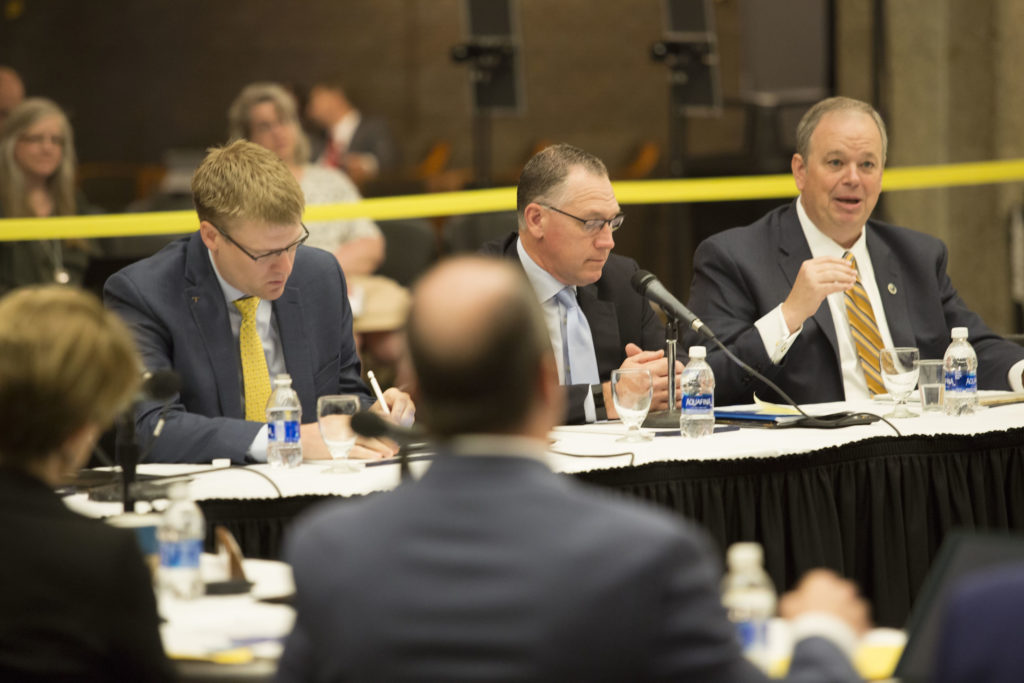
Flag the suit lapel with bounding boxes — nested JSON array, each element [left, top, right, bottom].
[[184, 234, 244, 419], [776, 207, 841, 361], [867, 227, 914, 346], [274, 284, 315, 405]]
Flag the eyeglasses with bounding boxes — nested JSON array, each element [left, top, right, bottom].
[[542, 205, 625, 233], [18, 133, 65, 147], [211, 221, 309, 263]]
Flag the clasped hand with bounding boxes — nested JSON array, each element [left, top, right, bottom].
[[603, 343, 684, 419], [301, 387, 415, 460]]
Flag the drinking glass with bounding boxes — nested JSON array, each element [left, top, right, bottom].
[[916, 359, 945, 412], [879, 347, 920, 418], [611, 368, 654, 442], [317, 395, 363, 473]]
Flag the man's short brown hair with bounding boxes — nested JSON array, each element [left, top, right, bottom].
[[795, 96, 888, 163], [191, 139, 305, 229], [516, 144, 608, 230]]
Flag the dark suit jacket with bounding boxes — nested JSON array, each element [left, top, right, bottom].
[[0, 468, 170, 682], [350, 115, 399, 175], [104, 232, 370, 464], [686, 201, 1024, 405], [278, 451, 859, 682], [934, 562, 1024, 683], [481, 232, 667, 423]]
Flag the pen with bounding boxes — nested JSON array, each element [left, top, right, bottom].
[[367, 370, 390, 415]]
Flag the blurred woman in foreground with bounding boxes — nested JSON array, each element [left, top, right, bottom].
[[0, 98, 93, 295], [0, 286, 171, 681]]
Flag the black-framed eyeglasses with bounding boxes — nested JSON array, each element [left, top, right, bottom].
[[210, 221, 309, 263], [542, 205, 625, 234]]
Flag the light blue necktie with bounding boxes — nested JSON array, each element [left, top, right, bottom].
[[554, 287, 600, 386]]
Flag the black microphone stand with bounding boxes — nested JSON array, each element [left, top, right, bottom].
[[643, 319, 682, 428], [115, 411, 140, 513]]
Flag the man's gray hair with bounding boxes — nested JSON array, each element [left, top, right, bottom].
[[516, 144, 608, 229], [795, 96, 888, 163]]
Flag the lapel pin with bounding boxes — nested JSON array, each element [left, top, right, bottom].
[[887, 283, 897, 295], [191, 296, 200, 303]]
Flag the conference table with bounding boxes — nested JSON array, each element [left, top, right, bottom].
[[70, 396, 1024, 628]]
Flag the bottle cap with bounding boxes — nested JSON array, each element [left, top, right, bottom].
[[951, 327, 968, 339], [727, 542, 763, 568], [688, 346, 707, 359], [274, 373, 292, 385]]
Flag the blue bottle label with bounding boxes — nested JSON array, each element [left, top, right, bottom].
[[268, 420, 301, 443], [735, 618, 768, 651], [944, 370, 977, 392], [683, 394, 713, 414], [159, 538, 202, 569]]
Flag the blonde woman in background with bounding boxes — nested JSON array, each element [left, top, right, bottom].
[[0, 98, 93, 294], [0, 286, 170, 681], [228, 82, 385, 276]]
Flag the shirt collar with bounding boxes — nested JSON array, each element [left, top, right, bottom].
[[331, 109, 361, 147], [796, 196, 869, 262], [516, 235, 572, 303], [447, 434, 551, 467], [207, 248, 248, 304]]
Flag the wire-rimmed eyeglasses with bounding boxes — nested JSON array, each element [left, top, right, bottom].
[[210, 221, 309, 263], [541, 205, 625, 234]]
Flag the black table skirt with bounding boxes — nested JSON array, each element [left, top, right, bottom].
[[198, 427, 1024, 627]]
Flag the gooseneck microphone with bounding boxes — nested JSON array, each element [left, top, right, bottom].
[[118, 369, 181, 512], [630, 270, 715, 340], [629, 268, 895, 434], [351, 411, 429, 481]]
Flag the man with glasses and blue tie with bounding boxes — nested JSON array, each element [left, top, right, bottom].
[[482, 144, 680, 424], [105, 140, 413, 464]]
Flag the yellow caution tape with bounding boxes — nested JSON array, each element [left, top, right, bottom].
[[2, 158, 1023, 242]]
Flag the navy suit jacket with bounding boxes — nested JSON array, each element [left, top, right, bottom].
[[104, 232, 370, 464], [481, 232, 667, 424], [279, 451, 860, 682], [934, 562, 1024, 683], [686, 201, 1024, 405]]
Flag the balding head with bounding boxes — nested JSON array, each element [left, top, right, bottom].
[[0, 67, 24, 125], [407, 256, 561, 439]]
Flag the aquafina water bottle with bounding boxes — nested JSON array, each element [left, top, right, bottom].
[[266, 373, 302, 467], [943, 327, 978, 416], [680, 346, 715, 437]]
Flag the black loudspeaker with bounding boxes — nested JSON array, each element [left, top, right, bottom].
[[451, 0, 522, 113], [652, 0, 721, 115]]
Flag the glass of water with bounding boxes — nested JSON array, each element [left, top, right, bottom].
[[879, 347, 920, 418], [611, 368, 654, 442], [317, 395, 363, 473]]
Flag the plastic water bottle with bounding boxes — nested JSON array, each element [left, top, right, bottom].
[[680, 346, 715, 438], [721, 542, 777, 671], [943, 327, 978, 416], [266, 373, 302, 467], [158, 482, 205, 600]]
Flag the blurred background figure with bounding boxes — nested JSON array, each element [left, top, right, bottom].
[[0, 66, 24, 125], [0, 97, 94, 295], [228, 81, 385, 276], [0, 286, 170, 681], [306, 77, 399, 190]]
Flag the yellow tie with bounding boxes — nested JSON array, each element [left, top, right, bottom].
[[842, 252, 886, 395], [234, 296, 272, 421]]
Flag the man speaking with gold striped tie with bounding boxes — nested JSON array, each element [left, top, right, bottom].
[[105, 140, 413, 464], [685, 96, 1024, 405]]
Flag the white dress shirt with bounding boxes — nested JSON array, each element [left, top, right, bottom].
[[517, 238, 598, 422], [209, 250, 287, 461]]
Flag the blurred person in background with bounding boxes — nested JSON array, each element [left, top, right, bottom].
[[0, 286, 171, 681], [0, 97, 93, 295], [306, 77, 399, 188], [0, 66, 24, 125], [229, 82, 385, 277]]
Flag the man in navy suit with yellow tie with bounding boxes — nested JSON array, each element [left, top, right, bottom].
[[105, 140, 412, 464], [686, 97, 1024, 405]]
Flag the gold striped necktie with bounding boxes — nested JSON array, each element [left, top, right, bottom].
[[234, 296, 272, 421], [842, 252, 886, 395]]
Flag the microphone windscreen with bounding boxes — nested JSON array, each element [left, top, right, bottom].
[[143, 370, 181, 401], [351, 411, 390, 439], [630, 269, 656, 294]]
